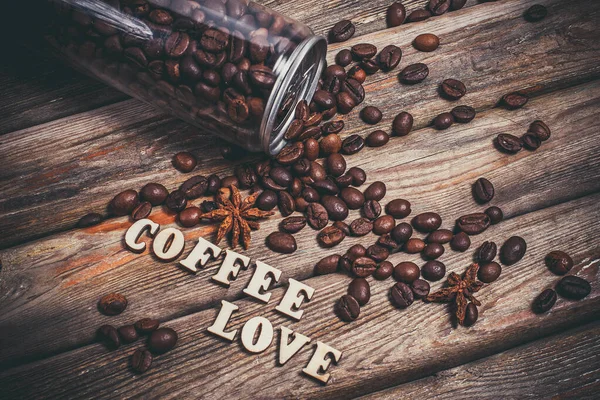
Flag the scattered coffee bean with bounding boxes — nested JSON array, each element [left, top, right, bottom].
[[524, 4, 547, 22], [545, 251, 574, 275], [422, 243, 445, 260], [148, 327, 178, 354], [277, 142, 304, 165], [433, 112, 454, 130], [385, 199, 411, 219], [330, 20, 355, 43], [348, 167, 368, 186], [374, 261, 394, 280], [110, 190, 140, 216], [421, 260, 446, 281], [532, 288, 557, 314], [318, 226, 345, 248], [352, 257, 377, 277], [77, 213, 103, 228], [362, 200, 382, 220], [451, 0, 467, 10], [361, 106, 383, 124], [347, 244, 368, 260], [366, 130, 390, 147], [428, 0, 450, 15], [278, 191, 296, 216], [256, 190, 278, 211], [378, 45, 402, 71], [463, 303, 478, 326], [399, 63, 429, 84], [315, 255, 341, 275], [140, 183, 169, 206], [411, 279, 430, 299], [348, 278, 371, 306], [304, 138, 320, 161], [350, 218, 374, 236], [172, 151, 197, 173], [412, 212, 442, 233], [555, 276, 591, 300], [373, 215, 396, 235], [407, 9, 432, 23], [336, 49, 353, 66], [413, 33, 439, 52], [500, 236, 527, 265], [364, 181, 386, 201], [522, 133, 541, 150], [427, 229, 453, 244], [340, 187, 366, 210], [390, 282, 414, 308], [361, 58, 381, 75], [457, 213, 490, 235], [451, 105, 476, 123], [502, 92, 528, 109], [528, 120, 551, 141], [326, 153, 347, 177], [351, 43, 377, 60], [131, 349, 152, 373], [391, 224, 413, 246], [336, 294, 360, 321], [348, 65, 367, 84], [206, 175, 221, 195], [440, 79, 466, 100], [394, 261, 420, 283], [280, 216, 307, 233], [323, 120, 345, 135], [178, 206, 201, 228], [165, 189, 188, 213], [180, 175, 209, 200], [266, 232, 297, 254], [392, 112, 414, 136], [476, 241, 497, 263], [135, 318, 160, 334], [478, 262, 502, 283], [320, 133, 343, 155], [98, 325, 120, 350], [387, 2, 407, 27], [98, 293, 128, 316], [118, 325, 139, 344], [485, 206, 504, 224], [321, 195, 349, 221], [473, 177, 495, 203], [341, 134, 365, 155], [450, 231, 471, 251], [334, 221, 351, 236]]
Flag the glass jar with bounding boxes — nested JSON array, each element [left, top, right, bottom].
[[44, 0, 326, 155]]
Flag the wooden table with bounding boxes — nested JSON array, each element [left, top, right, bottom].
[[1, 0, 599, 398]]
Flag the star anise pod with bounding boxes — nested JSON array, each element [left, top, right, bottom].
[[203, 185, 274, 249], [426, 263, 484, 326]]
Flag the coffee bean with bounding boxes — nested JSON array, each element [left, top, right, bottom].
[[478, 262, 502, 283], [450, 231, 471, 251], [390, 282, 414, 308], [399, 63, 429, 84], [330, 20, 355, 43], [148, 327, 178, 354], [394, 262, 420, 283], [98, 325, 120, 349], [336, 92, 356, 114], [450, 0, 467, 10], [340, 187, 365, 210], [545, 251, 574, 275], [256, 190, 277, 211], [351, 43, 377, 60], [422, 260, 446, 281], [352, 257, 377, 277], [315, 255, 341, 275], [556, 276, 591, 300], [476, 241, 497, 263], [326, 154, 347, 177], [532, 288, 557, 314], [172, 151, 197, 173], [347, 244, 367, 260], [110, 190, 140, 216], [373, 215, 396, 235], [178, 206, 201, 228], [411, 279, 431, 299], [502, 92, 528, 109], [427, 229, 453, 244], [485, 206, 504, 225], [320, 134, 343, 155], [77, 213, 103, 228], [336, 49, 353, 66], [428, 0, 450, 15], [422, 243, 445, 260], [387, 2, 407, 27], [383, 199, 410, 219], [433, 113, 454, 130], [280, 216, 307, 233], [412, 212, 442, 233], [165, 31, 190, 57], [342, 134, 365, 155], [392, 222, 413, 243], [313, 90, 336, 110], [134, 318, 160, 334], [206, 175, 221, 195], [98, 293, 127, 316], [118, 325, 139, 344], [392, 112, 414, 136], [364, 181, 386, 201], [341, 79, 365, 104], [361, 58, 380, 75], [277, 142, 304, 165], [266, 232, 297, 254], [366, 130, 390, 147], [165, 189, 188, 213], [473, 177, 495, 203], [522, 133, 541, 151], [278, 191, 296, 217], [348, 278, 371, 306], [451, 105, 476, 123], [369, 245, 391, 263], [140, 183, 169, 206], [201, 201, 218, 213], [524, 4, 547, 22], [303, 187, 320, 203], [304, 138, 320, 161], [361, 106, 383, 124], [500, 236, 527, 265], [348, 167, 367, 186], [317, 225, 345, 248], [413, 33, 440, 52], [529, 120, 551, 141], [407, 9, 432, 23], [457, 213, 490, 235], [348, 65, 367, 84], [321, 195, 349, 221], [377, 237, 400, 254], [336, 294, 360, 321], [378, 45, 402, 71], [334, 221, 351, 236], [463, 303, 478, 327], [179, 176, 207, 200], [131, 349, 152, 373], [350, 218, 373, 236], [440, 79, 466, 100], [374, 261, 394, 280]]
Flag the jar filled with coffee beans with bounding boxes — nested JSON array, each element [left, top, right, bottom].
[[44, 0, 326, 155]]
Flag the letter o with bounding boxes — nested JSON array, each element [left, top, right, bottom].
[[240, 316, 274, 353], [152, 228, 185, 261]]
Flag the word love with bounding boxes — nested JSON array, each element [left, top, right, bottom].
[[124, 219, 342, 383]]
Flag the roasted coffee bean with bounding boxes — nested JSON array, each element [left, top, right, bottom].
[[304, 138, 319, 161], [165, 32, 190, 57], [525, 4, 547, 22], [277, 142, 304, 165], [367, 244, 390, 262], [267, 168, 291, 190], [427, 229, 453, 244], [318, 225, 345, 248], [165, 189, 187, 212], [433, 113, 454, 130], [405, 238, 426, 254], [532, 289, 557, 314], [352, 257, 377, 277], [336, 92, 356, 114], [321, 195, 349, 221], [333, 221, 351, 236], [347, 244, 367, 260], [412, 212, 442, 233], [266, 232, 297, 254], [256, 190, 277, 211], [421, 260, 446, 281], [377, 234, 401, 251], [118, 325, 139, 344], [295, 197, 309, 212], [309, 161, 327, 182], [294, 100, 309, 121], [341, 79, 365, 104], [280, 216, 307, 233], [98, 293, 128, 316], [348, 65, 367, 84], [411, 279, 431, 299], [500, 236, 527, 265], [373, 215, 396, 235], [110, 190, 140, 216], [476, 241, 497, 263], [392, 112, 414, 136], [342, 134, 365, 155], [178, 207, 201, 228], [303, 187, 320, 203], [556, 276, 591, 300], [305, 202, 328, 230], [440, 79, 466, 100], [378, 45, 402, 71], [522, 133, 541, 151], [131, 349, 152, 373], [285, 120, 304, 140], [450, 231, 471, 251], [135, 318, 160, 334], [485, 206, 503, 225], [322, 120, 345, 135], [320, 133, 343, 155], [140, 183, 169, 206], [336, 294, 360, 321], [387, 2, 407, 27], [77, 213, 103, 228], [361, 58, 381, 74], [394, 262, 420, 283], [364, 181, 386, 201], [348, 278, 371, 306], [366, 130, 390, 147], [340, 187, 366, 210], [407, 9, 432, 22], [235, 163, 258, 190], [248, 65, 275, 89], [148, 327, 178, 354], [478, 262, 502, 283], [384, 199, 410, 219], [529, 120, 551, 141], [98, 325, 120, 349], [278, 191, 296, 217], [350, 218, 373, 236], [463, 303, 478, 327], [457, 213, 490, 235], [451, 0, 467, 10], [502, 92, 528, 109], [428, 0, 450, 15], [172, 151, 197, 173], [413, 33, 439, 52], [545, 251, 574, 275], [314, 179, 340, 196], [473, 177, 495, 203], [313, 90, 336, 110], [292, 158, 312, 177], [348, 167, 367, 186], [221, 176, 239, 189], [180, 175, 208, 199], [330, 20, 355, 43], [339, 254, 353, 273], [451, 105, 476, 123], [205, 175, 221, 195], [422, 243, 445, 260], [392, 222, 413, 243], [390, 282, 414, 308], [336, 49, 353, 66], [399, 63, 429, 84], [371, 261, 393, 280], [201, 201, 218, 213], [315, 255, 341, 275], [360, 106, 383, 124], [327, 153, 347, 177], [351, 43, 377, 60]]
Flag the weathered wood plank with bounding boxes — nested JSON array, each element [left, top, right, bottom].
[[357, 321, 600, 400], [1, 78, 599, 368], [1, 192, 598, 398]]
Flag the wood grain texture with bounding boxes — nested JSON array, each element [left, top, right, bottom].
[[0, 0, 598, 249], [357, 321, 600, 400], [0, 192, 598, 399], [1, 78, 599, 368]]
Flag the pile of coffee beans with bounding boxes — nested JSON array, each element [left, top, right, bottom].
[[495, 97, 552, 154]]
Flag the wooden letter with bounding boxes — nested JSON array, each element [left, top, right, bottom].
[[275, 279, 315, 321], [152, 227, 185, 261], [278, 326, 311, 365], [240, 316, 273, 353], [212, 249, 251, 286], [179, 237, 223, 273], [207, 300, 239, 342], [302, 341, 342, 384], [242, 261, 282, 303], [124, 218, 160, 253]]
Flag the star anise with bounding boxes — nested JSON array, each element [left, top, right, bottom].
[[203, 185, 274, 249], [426, 263, 484, 326]]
